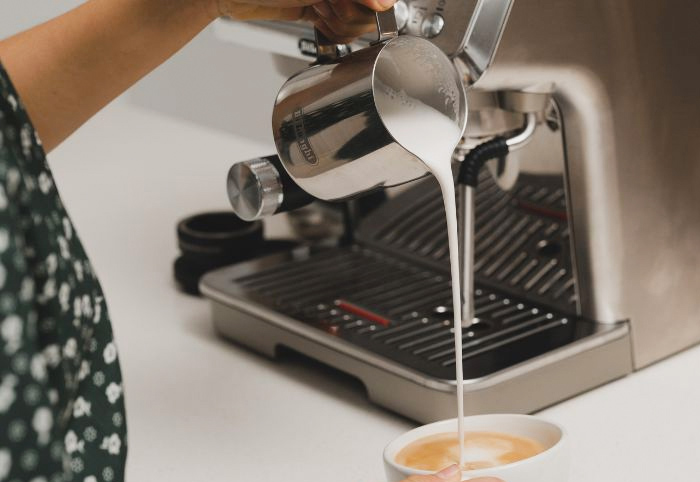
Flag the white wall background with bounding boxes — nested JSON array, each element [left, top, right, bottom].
[[0, 1, 302, 146], [0, 0, 83, 37]]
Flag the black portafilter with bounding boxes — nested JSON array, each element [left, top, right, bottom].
[[174, 212, 299, 296], [227, 154, 315, 222], [175, 154, 310, 296]]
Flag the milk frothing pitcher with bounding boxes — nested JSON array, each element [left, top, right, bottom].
[[271, 8, 467, 202]]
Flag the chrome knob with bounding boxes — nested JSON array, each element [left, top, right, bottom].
[[421, 13, 445, 38], [394, 0, 409, 31], [227, 158, 284, 221]]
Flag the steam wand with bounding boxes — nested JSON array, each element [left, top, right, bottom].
[[457, 113, 537, 326]]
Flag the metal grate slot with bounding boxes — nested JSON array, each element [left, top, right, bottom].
[[384, 287, 451, 316], [474, 208, 513, 242], [397, 325, 454, 350], [239, 250, 356, 289], [383, 322, 446, 345], [370, 317, 430, 339], [544, 188, 565, 205], [375, 190, 441, 243], [272, 262, 387, 304], [510, 259, 539, 286], [475, 213, 521, 253], [429, 313, 556, 363], [475, 196, 513, 229], [553, 278, 575, 300], [380, 197, 443, 245], [442, 317, 568, 366], [529, 187, 550, 202], [409, 220, 449, 252], [543, 223, 559, 237], [537, 268, 567, 295], [425, 234, 450, 261], [516, 184, 535, 198], [482, 220, 545, 277], [395, 206, 445, 249], [477, 299, 514, 316], [490, 303, 524, 319], [356, 324, 380, 335], [502, 309, 540, 324], [348, 272, 433, 305], [363, 276, 443, 309], [496, 252, 529, 281], [524, 259, 559, 291]]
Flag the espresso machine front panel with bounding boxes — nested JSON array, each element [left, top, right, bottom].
[[202, 169, 633, 421], [202, 164, 633, 421], [202, 0, 700, 419]]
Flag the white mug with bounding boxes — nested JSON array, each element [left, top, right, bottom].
[[383, 414, 569, 482]]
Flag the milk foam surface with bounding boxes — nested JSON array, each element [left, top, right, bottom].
[[375, 84, 466, 465], [395, 431, 545, 472]]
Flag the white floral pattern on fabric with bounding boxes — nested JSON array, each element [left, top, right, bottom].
[[32, 407, 53, 446], [0, 449, 11, 479], [0, 63, 127, 481], [99, 434, 121, 456], [104, 384, 121, 405], [102, 344, 117, 365], [0, 375, 18, 412], [72, 397, 92, 418]]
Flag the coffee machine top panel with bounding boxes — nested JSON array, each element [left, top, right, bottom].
[[396, 0, 478, 57]]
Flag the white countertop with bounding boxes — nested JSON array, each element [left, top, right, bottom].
[[49, 98, 700, 482]]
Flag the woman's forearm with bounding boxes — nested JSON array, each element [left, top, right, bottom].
[[0, 0, 216, 152]]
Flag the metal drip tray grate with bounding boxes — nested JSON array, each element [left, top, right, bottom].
[[231, 246, 595, 381], [202, 173, 633, 421], [357, 172, 577, 311]]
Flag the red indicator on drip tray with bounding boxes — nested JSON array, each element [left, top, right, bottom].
[[336, 300, 391, 327], [517, 200, 568, 221]]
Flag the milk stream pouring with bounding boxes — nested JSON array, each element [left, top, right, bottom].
[[375, 85, 467, 467], [272, 6, 471, 467]]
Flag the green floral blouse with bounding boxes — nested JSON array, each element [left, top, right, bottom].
[[0, 62, 127, 481]]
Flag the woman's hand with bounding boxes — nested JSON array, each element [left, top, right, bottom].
[[214, 0, 396, 43], [0, 0, 395, 152], [400, 464, 504, 482]]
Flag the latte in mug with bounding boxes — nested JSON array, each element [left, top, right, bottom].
[[395, 431, 544, 471]]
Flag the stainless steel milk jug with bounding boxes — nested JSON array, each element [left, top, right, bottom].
[[271, 8, 467, 202]]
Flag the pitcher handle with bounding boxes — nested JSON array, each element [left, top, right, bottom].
[[375, 7, 399, 43], [315, 7, 398, 62]]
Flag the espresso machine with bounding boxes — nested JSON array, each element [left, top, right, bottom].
[[201, 0, 700, 423]]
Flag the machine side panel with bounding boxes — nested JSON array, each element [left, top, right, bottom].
[[474, 0, 700, 367]]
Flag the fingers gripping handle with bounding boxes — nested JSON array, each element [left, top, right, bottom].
[[314, 7, 398, 62], [314, 29, 341, 61]]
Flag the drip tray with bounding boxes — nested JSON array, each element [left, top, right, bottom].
[[201, 245, 633, 423]]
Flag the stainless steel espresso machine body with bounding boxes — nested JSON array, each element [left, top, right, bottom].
[[201, 0, 700, 422]]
